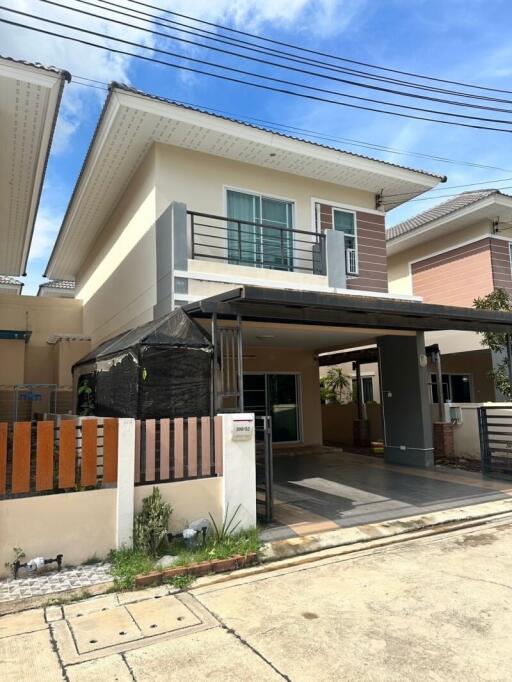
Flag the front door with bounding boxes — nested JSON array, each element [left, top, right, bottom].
[[243, 373, 300, 443]]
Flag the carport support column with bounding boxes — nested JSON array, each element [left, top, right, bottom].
[[377, 333, 434, 467]]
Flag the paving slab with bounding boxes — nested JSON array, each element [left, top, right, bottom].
[[196, 520, 512, 681], [66, 654, 132, 682], [117, 585, 171, 605], [64, 593, 119, 619], [0, 607, 47, 638], [0, 629, 63, 681], [127, 595, 201, 637], [125, 625, 282, 681], [69, 605, 143, 653]]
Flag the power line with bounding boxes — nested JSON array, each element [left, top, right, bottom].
[[68, 76, 512, 203], [68, 75, 512, 176], [1, 12, 512, 133], [119, 0, 512, 97], [68, 0, 512, 107], [12, 4, 512, 125]]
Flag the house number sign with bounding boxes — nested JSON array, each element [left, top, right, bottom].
[[232, 417, 254, 441]]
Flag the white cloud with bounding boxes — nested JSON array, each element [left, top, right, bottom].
[[28, 207, 61, 262], [158, 0, 359, 37]]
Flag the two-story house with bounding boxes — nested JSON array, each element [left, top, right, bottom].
[[387, 189, 512, 404], [43, 84, 512, 473]]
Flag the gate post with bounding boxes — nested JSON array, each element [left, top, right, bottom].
[[478, 406, 489, 474], [116, 418, 136, 548], [220, 413, 256, 530]]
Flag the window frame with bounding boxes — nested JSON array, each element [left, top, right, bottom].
[[224, 187, 296, 270], [430, 372, 473, 403], [331, 206, 359, 276]]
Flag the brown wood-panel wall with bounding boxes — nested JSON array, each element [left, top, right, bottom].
[[490, 238, 512, 294], [316, 203, 388, 293], [411, 238, 495, 307]]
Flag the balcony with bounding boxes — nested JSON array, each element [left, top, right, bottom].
[[188, 211, 326, 276]]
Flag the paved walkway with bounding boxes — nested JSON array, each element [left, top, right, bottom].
[[0, 564, 112, 604], [261, 449, 512, 541], [2, 515, 512, 680]]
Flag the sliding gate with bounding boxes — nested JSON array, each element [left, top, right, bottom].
[[478, 405, 512, 476], [255, 415, 273, 523]]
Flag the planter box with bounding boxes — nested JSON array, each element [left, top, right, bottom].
[[134, 552, 258, 588]]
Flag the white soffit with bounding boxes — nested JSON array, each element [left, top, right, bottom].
[[387, 194, 512, 256], [0, 57, 68, 275], [46, 87, 442, 280]]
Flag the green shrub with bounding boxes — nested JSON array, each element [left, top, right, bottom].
[[133, 487, 172, 557]]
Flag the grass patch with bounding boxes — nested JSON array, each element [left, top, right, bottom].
[[171, 527, 261, 567], [108, 527, 261, 592], [109, 548, 156, 590], [164, 574, 196, 590]]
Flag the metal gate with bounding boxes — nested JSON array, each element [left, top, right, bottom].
[[255, 415, 273, 523], [478, 405, 512, 476]]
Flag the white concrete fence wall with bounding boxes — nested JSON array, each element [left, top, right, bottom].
[[0, 413, 256, 576], [430, 403, 512, 461]]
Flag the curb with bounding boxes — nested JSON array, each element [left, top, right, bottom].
[[3, 498, 512, 615]]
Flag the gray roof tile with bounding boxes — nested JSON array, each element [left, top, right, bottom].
[[387, 189, 507, 241]]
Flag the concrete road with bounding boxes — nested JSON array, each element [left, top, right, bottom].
[[2, 518, 512, 681]]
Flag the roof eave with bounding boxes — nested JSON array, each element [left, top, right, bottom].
[[387, 193, 512, 256]]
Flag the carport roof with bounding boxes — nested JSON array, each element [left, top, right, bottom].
[[184, 285, 512, 334]]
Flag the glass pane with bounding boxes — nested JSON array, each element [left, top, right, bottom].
[[261, 198, 293, 271], [431, 374, 450, 403], [450, 375, 471, 402], [227, 191, 258, 265], [363, 377, 373, 402], [333, 209, 355, 235], [268, 374, 299, 442]]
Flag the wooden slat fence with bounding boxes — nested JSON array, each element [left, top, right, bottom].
[[0, 415, 224, 498], [0, 418, 118, 499], [134, 416, 223, 485]]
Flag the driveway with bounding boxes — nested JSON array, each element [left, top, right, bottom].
[[262, 449, 512, 540], [2, 516, 512, 680]]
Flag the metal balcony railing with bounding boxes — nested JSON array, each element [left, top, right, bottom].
[[188, 211, 327, 275]]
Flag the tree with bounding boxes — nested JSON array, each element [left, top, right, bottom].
[[474, 288, 512, 400], [320, 366, 350, 404]]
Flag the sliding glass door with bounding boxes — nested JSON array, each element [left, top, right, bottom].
[[243, 373, 300, 443], [227, 190, 294, 270]]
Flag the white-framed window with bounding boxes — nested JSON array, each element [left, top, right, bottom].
[[226, 189, 295, 271], [430, 373, 472, 403], [332, 208, 358, 275]]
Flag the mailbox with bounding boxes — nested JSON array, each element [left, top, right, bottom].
[[232, 417, 254, 441]]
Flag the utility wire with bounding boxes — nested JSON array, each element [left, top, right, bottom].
[[66, 0, 512, 107], [68, 74, 512, 177], [1, 12, 512, 133], [12, 4, 512, 124], [69, 75, 512, 203], [119, 0, 512, 97]]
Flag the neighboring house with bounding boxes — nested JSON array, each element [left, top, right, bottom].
[[38, 279, 76, 298], [387, 189, 512, 403], [42, 82, 512, 471], [0, 275, 23, 295], [0, 55, 69, 278], [0, 57, 88, 420]]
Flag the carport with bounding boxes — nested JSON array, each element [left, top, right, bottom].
[[185, 285, 512, 528]]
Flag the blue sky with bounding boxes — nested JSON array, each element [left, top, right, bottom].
[[2, 0, 512, 293]]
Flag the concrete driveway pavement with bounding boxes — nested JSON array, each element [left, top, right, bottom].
[[2, 517, 512, 680]]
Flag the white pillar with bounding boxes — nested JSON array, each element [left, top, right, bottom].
[[220, 413, 256, 530], [116, 418, 135, 548]]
